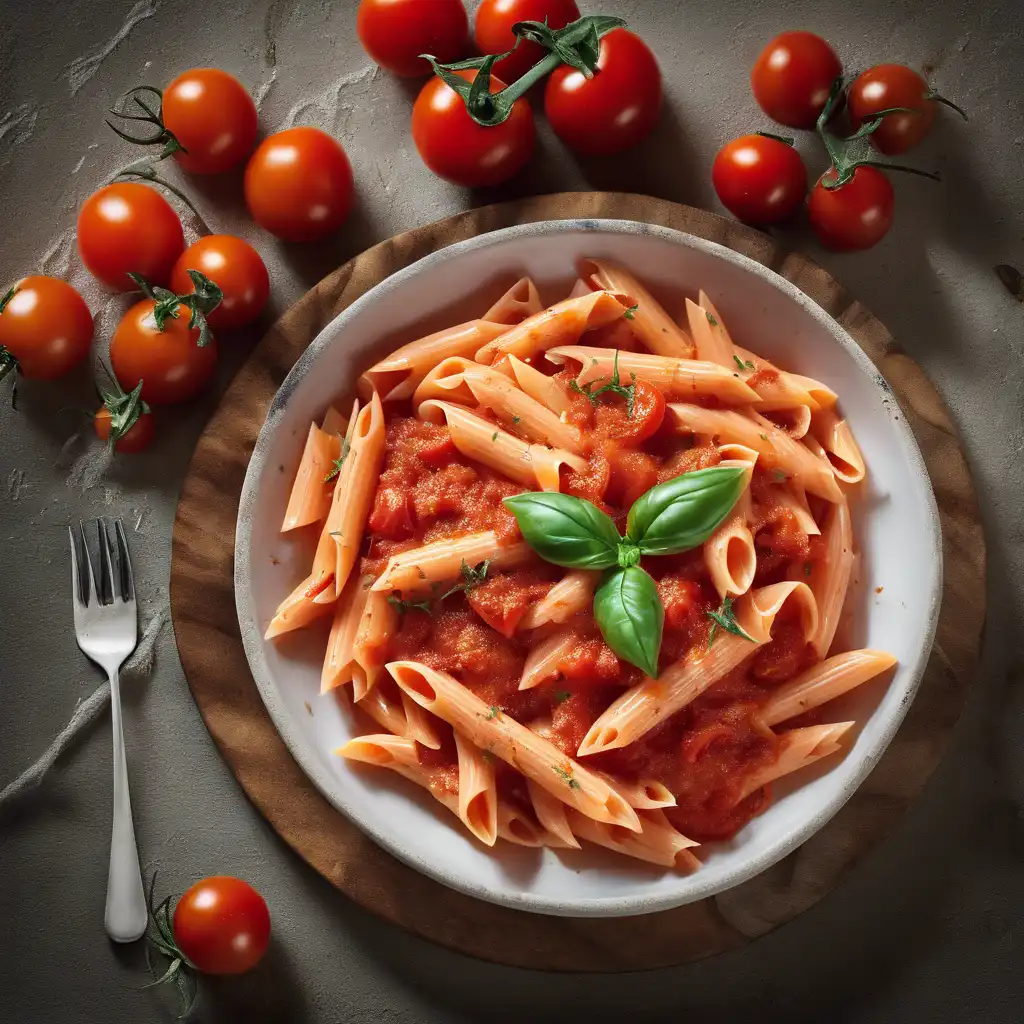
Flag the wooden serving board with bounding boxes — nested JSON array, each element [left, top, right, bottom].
[[169, 192, 985, 970]]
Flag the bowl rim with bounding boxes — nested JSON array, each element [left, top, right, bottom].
[[235, 218, 942, 917]]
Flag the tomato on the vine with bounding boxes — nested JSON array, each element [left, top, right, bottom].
[[0, 276, 93, 379], [712, 134, 807, 225], [110, 299, 218, 404], [751, 31, 841, 129], [847, 64, 963, 155], [77, 183, 185, 291], [412, 69, 535, 187], [475, 0, 580, 83], [172, 877, 271, 976], [357, 0, 469, 77], [244, 127, 354, 242], [544, 28, 662, 156], [170, 236, 269, 331], [162, 68, 258, 174], [94, 404, 155, 454], [808, 166, 894, 251]]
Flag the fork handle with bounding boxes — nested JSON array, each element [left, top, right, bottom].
[[105, 669, 147, 942]]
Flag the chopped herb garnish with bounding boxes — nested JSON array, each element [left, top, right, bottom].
[[707, 312, 719, 327], [486, 705, 500, 720], [624, 303, 639, 320], [759, 433, 769, 441], [733, 354, 746, 371], [439, 559, 491, 601], [387, 592, 433, 618], [568, 350, 637, 418], [491, 431, 499, 442], [707, 596, 755, 647], [511, 415, 521, 425], [771, 468, 788, 482], [552, 763, 581, 789], [324, 437, 352, 482], [745, 360, 756, 369], [553, 689, 572, 704]]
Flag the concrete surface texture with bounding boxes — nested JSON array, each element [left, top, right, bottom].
[[0, 0, 1021, 1021]]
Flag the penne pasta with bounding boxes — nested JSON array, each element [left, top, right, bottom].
[[401, 691, 443, 750], [506, 353, 574, 417], [264, 569, 335, 639], [808, 499, 854, 658], [281, 422, 342, 531], [483, 277, 544, 325], [704, 516, 756, 599], [526, 778, 581, 848], [812, 407, 866, 483], [354, 680, 409, 736], [418, 399, 587, 490], [566, 808, 700, 871], [773, 483, 820, 536], [475, 290, 634, 365], [454, 732, 498, 846], [351, 590, 399, 700], [579, 258, 694, 357], [546, 346, 760, 405], [578, 582, 818, 755], [761, 649, 897, 726], [497, 801, 549, 847], [734, 722, 854, 804], [685, 295, 735, 367], [388, 661, 642, 831], [519, 627, 577, 690], [594, 772, 677, 810], [411, 355, 478, 408], [667, 403, 843, 501], [321, 576, 371, 693], [518, 570, 599, 630], [762, 404, 813, 439]]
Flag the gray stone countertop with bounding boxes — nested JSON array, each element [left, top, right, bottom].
[[0, 0, 1021, 1021]]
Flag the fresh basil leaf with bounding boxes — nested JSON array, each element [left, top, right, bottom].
[[593, 566, 663, 678], [626, 466, 745, 556], [503, 492, 620, 569]]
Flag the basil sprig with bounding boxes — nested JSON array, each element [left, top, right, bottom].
[[503, 466, 744, 676]]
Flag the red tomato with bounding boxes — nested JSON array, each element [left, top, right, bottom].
[[163, 68, 258, 174], [808, 166, 894, 251], [244, 128, 354, 242], [544, 29, 662, 156], [750, 31, 841, 129], [848, 64, 951, 155], [412, 69, 535, 187], [595, 378, 666, 443], [94, 405, 155, 454], [357, 0, 469, 77], [110, 299, 218, 404], [712, 134, 807, 225], [172, 877, 270, 976], [0, 276, 93, 379], [170, 235, 269, 331], [77, 183, 185, 291], [475, 0, 580, 83]]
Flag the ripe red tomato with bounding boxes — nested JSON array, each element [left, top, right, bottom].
[[172, 877, 270, 976], [0, 276, 93, 379], [750, 31, 841, 129], [110, 299, 218, 404], [244, 128, 354, 242], [544, 29, 662, 156], [475, 0, 580, 83], [847, 64, 945, 155], [94, 405, 155, 454], [412, 69, 535, 187], [357, 0, 469, 77], [712, 134, 807, 225], [596, 378, 666, 443], [77, 183, 185, 291], [162, 68, 258, 174], [170, 236, 269, 331], [808, 166, 894, 251]]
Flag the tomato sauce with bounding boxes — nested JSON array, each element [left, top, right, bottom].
[[362, 361, 824, 841]]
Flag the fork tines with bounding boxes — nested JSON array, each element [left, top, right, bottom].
[[69, 518, 134, 608]]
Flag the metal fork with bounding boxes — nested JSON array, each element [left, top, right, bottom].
[[69, 519, 147, 943]]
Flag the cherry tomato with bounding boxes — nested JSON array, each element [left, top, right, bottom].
[[77, 183, 185, 291], [847, 64, 950, 155], [170, 236, 269, 331], [172, 876, 270, 976], [750, 31, 841, 129], [357, 0, 469, 78], [712, 134, 807, 225], [110, 299, 218, 404], [544, 29, 662, 157], [596, 378, 666, 443], [94, 405, 155, 454], [162, 68, 258, 174], [808, 166, 894, 251], [475, 0, 580, 83], [0, 276, 93, 379], [412, 69, 535, 187], [244, 128, 354, 242]]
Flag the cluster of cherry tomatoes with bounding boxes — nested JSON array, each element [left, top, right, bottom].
[[0, 68, 357, 453], [358, 0, 663, 187], [712, 31, 964, 250]]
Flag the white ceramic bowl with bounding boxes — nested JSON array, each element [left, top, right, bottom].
[[235, 220, 941, 917]]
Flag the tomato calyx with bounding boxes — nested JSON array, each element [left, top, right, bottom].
[[816, 78, 940, 190], [129, 270, 223, 347], [423, 14, 625, 126], [111, 160, 204, 221], [107, 86, 186, 161], [98, 369, 149, 451], [144, 875, 198, 1017]]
